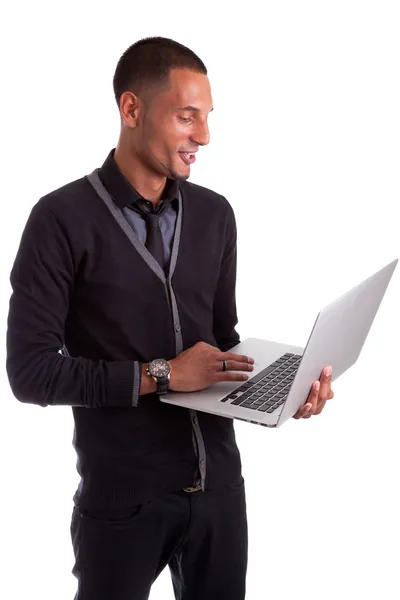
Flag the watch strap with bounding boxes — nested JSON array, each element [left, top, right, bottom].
[[156, 376, 169, 395]]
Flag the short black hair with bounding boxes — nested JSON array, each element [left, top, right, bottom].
[[113, 37, 207, 108]]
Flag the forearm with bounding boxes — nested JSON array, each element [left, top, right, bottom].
[[6, 331, 143, 408]]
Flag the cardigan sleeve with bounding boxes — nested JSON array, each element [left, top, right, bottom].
[[6, 201, 142, 408], [212, 201, 241, 352]]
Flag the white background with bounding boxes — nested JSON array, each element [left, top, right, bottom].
[[1, 1, 399, 599]]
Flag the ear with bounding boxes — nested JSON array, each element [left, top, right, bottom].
[[119, 91, 142, 129]]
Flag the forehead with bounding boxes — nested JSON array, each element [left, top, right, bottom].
[[156, 69, 213, 112]]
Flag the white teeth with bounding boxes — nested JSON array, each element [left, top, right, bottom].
[[180, 152, 194, 162]]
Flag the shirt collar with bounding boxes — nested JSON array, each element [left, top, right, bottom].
[[97, 148, 180, 209]]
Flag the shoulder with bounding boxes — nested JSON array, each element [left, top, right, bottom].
[[35, 175, 94, 219], [180, 180, 235, 217]]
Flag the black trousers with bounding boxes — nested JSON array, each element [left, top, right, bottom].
[[70, 479, 248, 600]]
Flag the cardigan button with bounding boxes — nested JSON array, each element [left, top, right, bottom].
[[175, 324, 181, 333]]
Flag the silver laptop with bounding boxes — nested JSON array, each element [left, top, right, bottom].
[[161, 259, 398, 428]]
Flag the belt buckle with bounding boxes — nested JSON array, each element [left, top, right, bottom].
[[183, 480, 201, 493]]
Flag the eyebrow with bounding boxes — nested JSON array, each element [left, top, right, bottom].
[[177, 106, 214, 112]]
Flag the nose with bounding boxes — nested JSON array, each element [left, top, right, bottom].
[[190, 121, 210, 147]]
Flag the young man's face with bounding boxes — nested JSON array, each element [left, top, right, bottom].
[[133, 68, 214, 181]]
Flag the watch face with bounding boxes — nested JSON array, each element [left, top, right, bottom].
[[149, 359, 170, 378]]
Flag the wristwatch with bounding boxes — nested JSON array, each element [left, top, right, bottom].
[[146, 358, 172, 395]]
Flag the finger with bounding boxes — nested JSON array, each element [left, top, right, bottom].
[[295, 380, 319, 418], [214, 372, 250, 383], [307, 380, 320, 414], [314, 398, 327, 415], [293, 408, 306, 419], [314, 390, 334, 416], [314, 385, 335, 415], [293, 401, 312, 419], [218, 360, 254, 372], [293, 383, 318, 419], [318, 365, 332, 400], [293, 398, 314, 420], [220, 351, 254, 365], [301, 383, 334, 418]]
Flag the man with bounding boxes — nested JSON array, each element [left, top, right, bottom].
[[6, 37, 334, 600]]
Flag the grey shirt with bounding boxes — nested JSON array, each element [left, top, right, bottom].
[[121, 201, 178, 269]]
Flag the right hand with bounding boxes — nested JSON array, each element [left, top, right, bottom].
[[168, 341, 255, 393]]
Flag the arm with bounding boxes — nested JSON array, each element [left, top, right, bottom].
[[6, 201, 152, 408], [212, 202, 241, 353]]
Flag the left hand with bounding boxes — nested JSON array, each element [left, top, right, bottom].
[[293, 366, 334, 419]]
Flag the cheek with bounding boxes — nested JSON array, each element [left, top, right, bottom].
[[141, 135, 168, 164], [160, 117, 188, 146], [142, 119, 185, 163]]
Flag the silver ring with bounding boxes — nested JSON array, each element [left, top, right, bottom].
[[221, 360, 227, 372]]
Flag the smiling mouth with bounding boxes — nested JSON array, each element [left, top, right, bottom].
[[178, 152, 196, 165]]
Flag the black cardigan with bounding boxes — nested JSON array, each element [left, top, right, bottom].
[[6, 165, 243, 509]]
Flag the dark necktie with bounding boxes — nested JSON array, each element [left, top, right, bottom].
[[132, 198, 170, 269]]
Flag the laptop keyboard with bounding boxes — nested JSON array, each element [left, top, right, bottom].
[[220, 353, 302, 413]]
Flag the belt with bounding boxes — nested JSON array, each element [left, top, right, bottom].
[[183, 480, 202, 493]]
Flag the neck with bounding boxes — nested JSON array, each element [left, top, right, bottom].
[[113, 139, 167, 207]]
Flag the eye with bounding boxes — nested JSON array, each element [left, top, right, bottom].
[[179, 116, 192, 123]]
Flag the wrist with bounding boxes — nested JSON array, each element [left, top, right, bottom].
[[140, 362, 157, 396], [167, 359, 181, 391]]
